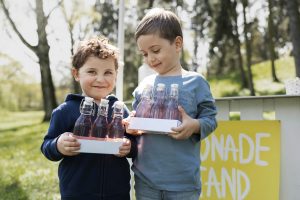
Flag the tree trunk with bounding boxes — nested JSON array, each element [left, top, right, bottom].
[[286, 0, 300, 77], [242, 0, 255, 96], [35, 0, 57, 121], [232, 0, 248, 88], [38, 52, 57, 121], [268, 0, 280, 82], [216, 45, 226, 76], [148, 0, 154, 8], [192, 29, 199, 72]]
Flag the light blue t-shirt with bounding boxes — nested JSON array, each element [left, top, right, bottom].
[[132, 71, 218, 192]]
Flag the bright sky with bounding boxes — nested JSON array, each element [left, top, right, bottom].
[[0, 0, 96, 84]]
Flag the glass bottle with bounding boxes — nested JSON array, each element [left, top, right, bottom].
[[150, 83, 166, 119], [108, 101, 125, 138], [73, 97, 94, 137], [164, 84, 181, 121], [135, 84, 153, 118], [91, 99, 109, 138]]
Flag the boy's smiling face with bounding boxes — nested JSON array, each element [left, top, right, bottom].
[[72, 56, 117, 103], [137, 33, 183, 76]]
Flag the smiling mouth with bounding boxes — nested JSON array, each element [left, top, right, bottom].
[[152, 63, 161, 68], [93, 86, 106, 89]]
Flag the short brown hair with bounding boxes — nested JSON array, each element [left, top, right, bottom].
[[135, 8, 183, 43], [72, 36, 119, 70]]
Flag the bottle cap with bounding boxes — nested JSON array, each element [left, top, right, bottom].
[[157, 83, 165, 91], [114, 101, 124, 109], [171, 84, 179, 88], [100, 99, 109, 105], [84, 97, 94, 105]]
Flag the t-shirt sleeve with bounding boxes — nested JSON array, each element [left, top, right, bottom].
[[195, 77, 218, 140]]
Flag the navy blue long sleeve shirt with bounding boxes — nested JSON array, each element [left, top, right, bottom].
[[41, 94, 136, 200]]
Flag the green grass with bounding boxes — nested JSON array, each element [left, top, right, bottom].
[[209, 56, 296, 97], [0, 111, 60, 200]]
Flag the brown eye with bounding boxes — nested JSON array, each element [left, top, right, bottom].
[[87, 70, 96, 75]]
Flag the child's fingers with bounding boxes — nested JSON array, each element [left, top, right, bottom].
[[178, 106, 187, 118], [65, 145, 81, 153], [64, 140, 81, 148], [130, 111, 136, 117], [171, 125, 183, 133], [57, 132, 81, 155], [126, 128, 143, 135], [115, 139, 131, 157], [120, 139, 130, 150]]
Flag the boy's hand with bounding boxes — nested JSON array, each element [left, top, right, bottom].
[[115, 138, 131, 157], [57, 132, 81, 156], [123, 111, 143, 136], [169, 106, 200, 140]]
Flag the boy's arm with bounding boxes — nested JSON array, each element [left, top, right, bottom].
[[170, 78, 217, 141], [41, 134, 64, 161], [197, 100, 218, 140], [41, 107, 73, 161]]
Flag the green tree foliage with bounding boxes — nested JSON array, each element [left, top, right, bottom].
[[0, 54, 42, 111], [93, 0, 118, 43]]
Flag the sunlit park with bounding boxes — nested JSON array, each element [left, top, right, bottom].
[[1, 0, 300, 199]]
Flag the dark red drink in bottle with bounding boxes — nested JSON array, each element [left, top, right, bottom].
[[135, 84, 153, 118], [91, 99, 109, 138], [73, 97, 94, 137], [109, 101, 125, 138], [164, 84, 181, 121], [150, 83, 166, 119]]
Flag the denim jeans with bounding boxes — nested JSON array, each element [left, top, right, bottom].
[[134, 176, 200, 200]]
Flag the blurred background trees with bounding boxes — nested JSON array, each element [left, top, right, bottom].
[[1, 0, 300, 120]]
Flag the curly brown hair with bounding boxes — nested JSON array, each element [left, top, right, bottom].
[[72, 36, 119, 70]]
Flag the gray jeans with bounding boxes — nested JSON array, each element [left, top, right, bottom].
[[134, 176, 200, 200]]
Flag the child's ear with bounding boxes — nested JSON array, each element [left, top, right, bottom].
[[72, 67, 80, 81], [175, 36, 183, 52]]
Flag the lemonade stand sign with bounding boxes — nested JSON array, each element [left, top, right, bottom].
[[200, 121, 280, 200]]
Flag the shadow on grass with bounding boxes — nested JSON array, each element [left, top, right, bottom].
[[0, 179, 29, 200], [0, 122, 43, 133]]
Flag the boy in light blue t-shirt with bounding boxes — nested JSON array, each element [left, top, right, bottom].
[[126, 8, 217, 200]]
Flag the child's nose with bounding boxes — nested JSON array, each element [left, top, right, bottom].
[[148, 54, 155, 63], [95, 74, 104, 82]]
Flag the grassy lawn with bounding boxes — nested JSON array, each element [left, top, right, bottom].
[[0, 111, 60, 200], [209, 56, 296, 97]]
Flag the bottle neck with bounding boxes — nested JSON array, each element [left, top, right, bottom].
[[113, 112, 123, 119], [170, 87, 178, 98], [112, 114, 123, 124], [142, 88, 152, 100], [98, 105, 108, 117], [81, 106, 93, 115]]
